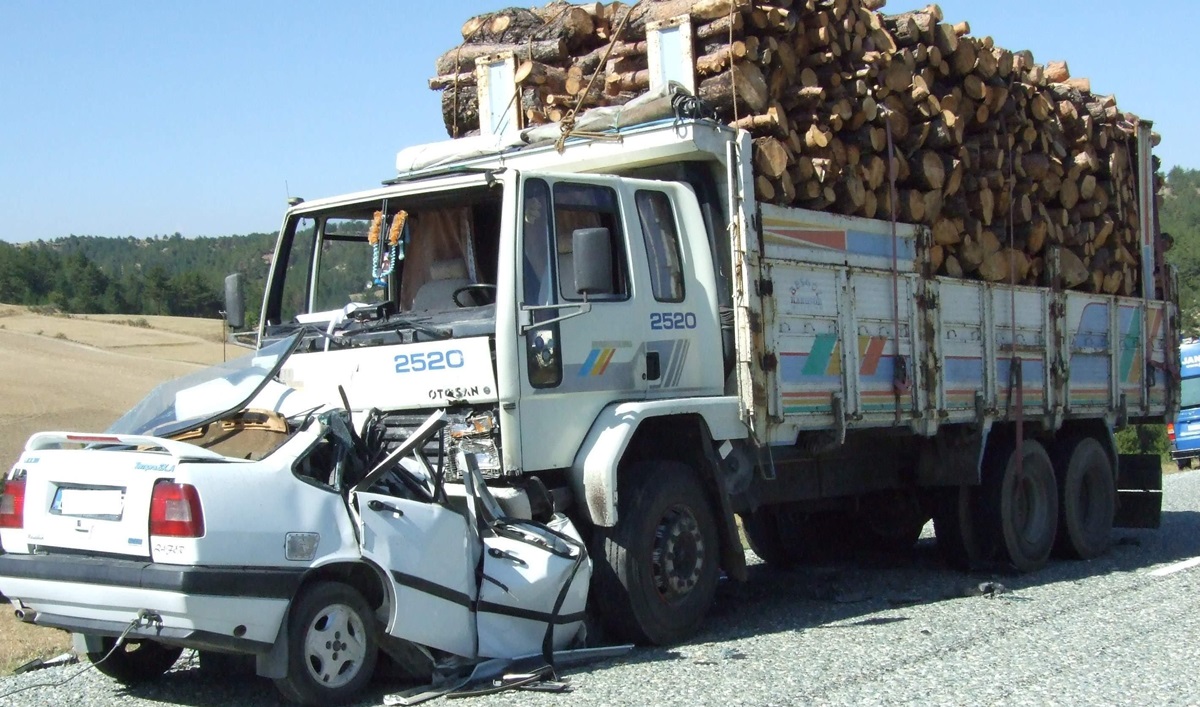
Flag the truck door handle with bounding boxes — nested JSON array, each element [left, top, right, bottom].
[[368, 499, 404, 516], [645, 351, 661, 381]]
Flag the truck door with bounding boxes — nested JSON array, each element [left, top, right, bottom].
[[515, 175, 646, 472], [513, 174, 722, 473]]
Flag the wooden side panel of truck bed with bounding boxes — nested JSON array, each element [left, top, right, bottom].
[[748, 205, 1173, 446]]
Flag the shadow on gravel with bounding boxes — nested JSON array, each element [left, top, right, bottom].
[[112, 653, 430, 707], [683, 508, 1200, 648]]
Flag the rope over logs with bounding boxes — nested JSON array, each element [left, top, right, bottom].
[[428, 0, 1162, 296]]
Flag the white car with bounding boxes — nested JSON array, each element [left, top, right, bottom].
[[0, 332, 590, 705]]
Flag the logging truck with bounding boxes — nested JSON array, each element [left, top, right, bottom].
[[1, 107, 1174, 697], [228, 105, 1171, 644]]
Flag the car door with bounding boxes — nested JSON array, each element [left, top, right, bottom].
[[352, 413, 478, 657], [355, 489, 478, 657]]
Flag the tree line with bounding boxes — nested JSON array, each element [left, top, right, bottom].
[[0, 232, 276, 322], [0, 166, 1198, 331]]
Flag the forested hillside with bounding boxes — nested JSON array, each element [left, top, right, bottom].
[[0, 232, 276, 322], [1, 167, 1199, 331], [1162, 167, 1200, 335]]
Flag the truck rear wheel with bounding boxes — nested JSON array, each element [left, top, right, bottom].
[[932, 485, 988, 570], [592, 461, 719, 645], [1052, 437, 1114, 559], [855, 491, 930, 554], [87, 636, 183, 684], [741, 506, 793, 567], [982, 439, 1058, 572]]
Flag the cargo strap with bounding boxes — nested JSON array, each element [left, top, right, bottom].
[[883, 110, 910, 425]]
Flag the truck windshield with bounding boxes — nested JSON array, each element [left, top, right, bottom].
[[264, 185, 501, 328], [107, 333, 301, 438]]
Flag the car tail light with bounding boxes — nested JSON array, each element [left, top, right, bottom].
[[1167, 422, 1176, 442], [0, 479, 25, 529], [150, 481, 204, 538]]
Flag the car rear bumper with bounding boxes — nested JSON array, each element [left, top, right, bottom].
[[0, 553, 302, 649]]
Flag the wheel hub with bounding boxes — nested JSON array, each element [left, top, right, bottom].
[[303, 603, 367, 688], [652, 505, 706, 601]]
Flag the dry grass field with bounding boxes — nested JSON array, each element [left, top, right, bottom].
[[0, 304, 228, 672]]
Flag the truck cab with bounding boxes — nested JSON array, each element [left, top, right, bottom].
[[257, 121, 752, 646]]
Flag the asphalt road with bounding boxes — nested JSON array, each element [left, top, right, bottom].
[[3, 469, 1199, 706]]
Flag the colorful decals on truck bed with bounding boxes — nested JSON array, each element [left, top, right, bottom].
[[759, 204, 919, 272]]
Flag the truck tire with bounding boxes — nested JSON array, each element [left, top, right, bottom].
[[855, 491, 930, 554], [740, 506, 793, 567], [981, 439, 1058, 572], [1052, 437, 1114, 560], [932, 485, 989, 570], [273, 582, 378, 706], [87, 637, 184, 684], [743, 506, 860, 566], [592, 461, 720, 645]]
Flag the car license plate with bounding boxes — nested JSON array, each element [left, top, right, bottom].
[[53, 488, 124, 518]]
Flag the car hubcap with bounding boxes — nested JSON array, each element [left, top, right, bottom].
[[652, 505, 705, 602], [303, 603, 366, 688]]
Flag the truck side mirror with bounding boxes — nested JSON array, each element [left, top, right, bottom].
[[224, 273, 245, 330], [572, 227, 613, 297]]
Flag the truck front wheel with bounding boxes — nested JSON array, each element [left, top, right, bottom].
[[592, 461, 720, 645]]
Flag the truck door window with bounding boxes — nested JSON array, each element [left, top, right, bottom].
[[635, 190, 685, 302], [522, 178, 561, 388], [552, 183, 628, 301]]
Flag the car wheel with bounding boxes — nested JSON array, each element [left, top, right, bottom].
[[87, 637, 184, 684], [274, 582, 378, 706], [592, 461, 720, 645]]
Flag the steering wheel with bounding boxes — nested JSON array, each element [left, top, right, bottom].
[[452, 283, 498, 308]]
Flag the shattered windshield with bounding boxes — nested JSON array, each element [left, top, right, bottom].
[[107, 333, 302, 438]]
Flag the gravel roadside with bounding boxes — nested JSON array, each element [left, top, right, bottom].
[[3, 470, 1198, 707]]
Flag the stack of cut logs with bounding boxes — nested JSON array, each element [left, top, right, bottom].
[[429, 0, 1159, 296]]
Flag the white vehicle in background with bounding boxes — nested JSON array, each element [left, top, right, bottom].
[[0, 332, 590, 706]]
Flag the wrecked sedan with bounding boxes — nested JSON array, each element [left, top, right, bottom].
[[0, 331, 590, 705]]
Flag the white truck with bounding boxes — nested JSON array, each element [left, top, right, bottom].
[[0, 98, 1174, 703]]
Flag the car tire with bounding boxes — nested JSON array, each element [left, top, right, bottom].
[[592, 461, 720, 645], [273, 582, 378, 707], [87, 637, 184, 684]]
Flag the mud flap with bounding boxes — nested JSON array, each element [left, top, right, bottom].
[[1114, 454, 1163, 529]]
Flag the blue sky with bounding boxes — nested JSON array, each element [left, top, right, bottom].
[[2, 0, 1195, 242]]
